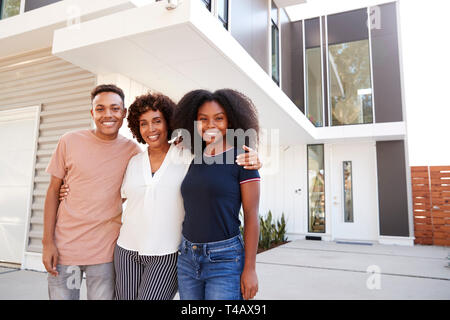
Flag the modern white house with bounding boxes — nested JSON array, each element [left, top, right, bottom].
[[0, 0, 414, 272]]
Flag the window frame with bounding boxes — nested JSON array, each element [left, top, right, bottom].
[[326, 8, 374, 127], [342, 161, 354, 223], [307, 144, 326, 234], [0, 0, 24, 20], [216, 0, 229, 30], [271, 1, 280, 86], [202, 0, 212, 11]]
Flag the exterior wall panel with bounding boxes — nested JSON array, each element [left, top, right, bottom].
[[376, 140, 409, 237], [280, 11, 304, 112], [370, 2, 403, 122], [25, 0, 63, 12], [230, 0, 269, 73], [0, 48, 96, 253]]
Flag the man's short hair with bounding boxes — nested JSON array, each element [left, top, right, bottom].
[[90, 84, 125, 105]]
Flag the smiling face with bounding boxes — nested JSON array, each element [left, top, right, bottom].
[[91, 91, 126, 140], [196, 100, 229, 146], [139, 109, 169, 149]]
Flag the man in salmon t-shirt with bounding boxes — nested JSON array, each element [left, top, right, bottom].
[[42, 84, 141, 300]]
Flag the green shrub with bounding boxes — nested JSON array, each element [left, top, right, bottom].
[[240, 210, 288, 251]]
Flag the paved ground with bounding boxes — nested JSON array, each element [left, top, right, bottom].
[[1, 240, 449, 300]]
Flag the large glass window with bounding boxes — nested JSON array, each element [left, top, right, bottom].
[[217, 0, 228, 29], [327, 9, 373, 126], [305, 18, 323, 127], [271, 1, 280, 86], [308, 145, 325, 233], [1, 0, 21, 19], [343, 161, 354, 222]]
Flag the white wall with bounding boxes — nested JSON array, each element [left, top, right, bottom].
[[260, 141, 380, 242], [259, 144, 307, 238], [0, 107, 40, 264], [397, 0, 450, 166]]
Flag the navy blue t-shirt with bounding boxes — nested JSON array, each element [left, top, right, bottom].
[[180, 148, 260, 243]]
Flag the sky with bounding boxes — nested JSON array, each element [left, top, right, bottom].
[[287, 0, 450, 166]]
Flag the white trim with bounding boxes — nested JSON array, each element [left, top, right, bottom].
[[302, 19, 306, 115], [325, 15, 330, 126], [21, 105, 41, 267], [378, 236, 415, 246], [367, 7, 376, 124], [211, 0, 218, 17], [277, 7, 281, 88], [19, 0, 26, 14], [267, 0, 272, 75], [319, 16, 325, 127], [227, 0, 232, 33], [394, 1, 414, 238], [22, 252, 46, 272]]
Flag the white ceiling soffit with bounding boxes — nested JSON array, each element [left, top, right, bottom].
[[285, 0, 396, 21], [314, 122, 406, 144], [273, 0, 307, 8], [52, 0, 315, 146], [0, 0, 135, 58]]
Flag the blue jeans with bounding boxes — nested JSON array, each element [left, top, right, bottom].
[[47, 263, 115, 300], [177, 234, 245, 300]]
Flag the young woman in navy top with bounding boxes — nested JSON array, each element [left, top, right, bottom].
[[172, 89, 260, 300]]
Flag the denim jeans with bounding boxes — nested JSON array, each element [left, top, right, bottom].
[[47, 263, 115, 300], [177, 234, 245, 300]]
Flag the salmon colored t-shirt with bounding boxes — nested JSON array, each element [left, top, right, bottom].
[[46, 129, 141, 265]]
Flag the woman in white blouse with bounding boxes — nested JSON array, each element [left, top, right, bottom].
[[113, 92, 186, 299], [60, 92, 261, 300]]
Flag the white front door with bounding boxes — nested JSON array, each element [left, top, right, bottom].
[[0, 106, 39, 264], [329, 142, 379, 241]]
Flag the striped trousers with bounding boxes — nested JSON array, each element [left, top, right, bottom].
[[114, 244, 178, 300]]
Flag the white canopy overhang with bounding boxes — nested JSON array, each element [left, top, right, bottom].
[[51, 0, 405, 146], [52, 0, 315, 146]]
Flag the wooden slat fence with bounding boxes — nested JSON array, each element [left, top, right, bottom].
[[411, 166, 450, 246]]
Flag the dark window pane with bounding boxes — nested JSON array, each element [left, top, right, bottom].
[[272, 23, 280, 85], [305, 18, 321, 49], [370, 3, 403, 123], [308, 144, 325, 233], [24, 0, 62, 12], [327, 8, 369, 45], [280, 17, 304, 113]]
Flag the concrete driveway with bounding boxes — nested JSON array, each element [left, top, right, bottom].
[[1, 240, 449, 300]]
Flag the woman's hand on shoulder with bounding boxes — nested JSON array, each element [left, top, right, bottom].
[[59, 184, 69, 201]]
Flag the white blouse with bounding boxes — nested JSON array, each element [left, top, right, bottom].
[[117, 144, 192, 256]]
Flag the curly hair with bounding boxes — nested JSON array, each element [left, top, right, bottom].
[[171, 89, 259, 154], [91, 84, 125, 105], [127, 92, 176, 144]]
